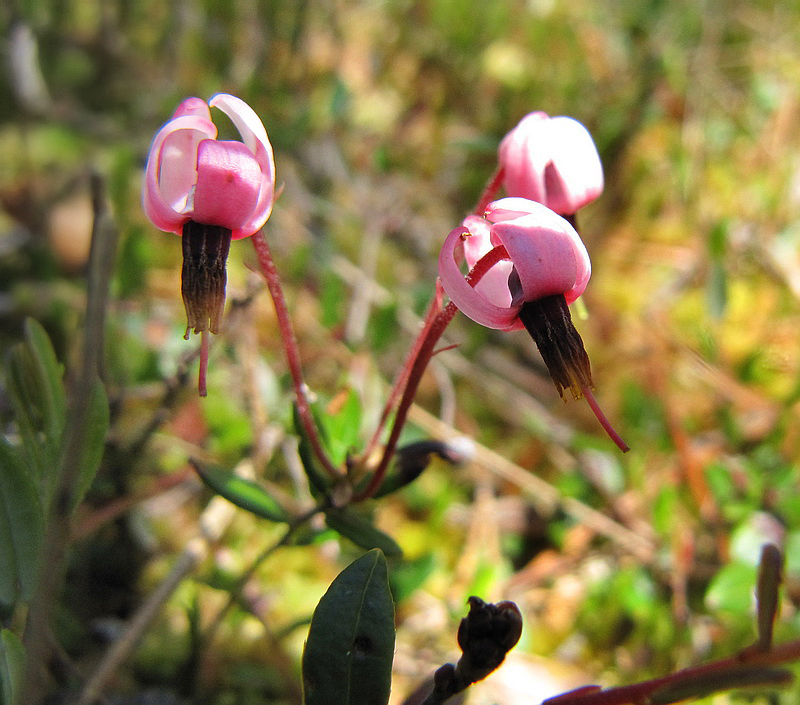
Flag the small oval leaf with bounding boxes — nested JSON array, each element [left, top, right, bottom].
[[325, 508, 402, 557], [302, 550, 395, 705], [192, 460, 290, 523], [24, 318, 67, 430]]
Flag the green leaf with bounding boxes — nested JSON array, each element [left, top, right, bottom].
[[4, 344, 44, 476], [302, 550, 395, 705], [192, 460, 290, 523], [0, 440, 45, 607], [71, 376, 109, 510], [705, 562, 757, 614], [324, 508, 402, 557], [4, 319, 67, 499], [320, 390, 362, 466], [22, 319, 67, 442], [293, 403, 332, 497], [0, 629, 25, 705]]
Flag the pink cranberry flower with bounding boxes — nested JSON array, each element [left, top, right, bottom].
[[439, 198, 590, 331], [142, 94, 275, 396], [438, 197, 628, 452], [498, 112, 603, 216], [143, 93, 275, 239]]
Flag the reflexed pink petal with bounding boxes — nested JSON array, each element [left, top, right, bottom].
[[486, 198, 590, 304], [438, 227, 521, 330], [499, 112, 549, 205], [159, 129, 208, 211], [461, 215, 514, 309], [210, 94, 276, 239], [461, 215, 493, 268], [490, 216, 579, 303], [143, 114, 217, 234], [191, 140, 262, 231]]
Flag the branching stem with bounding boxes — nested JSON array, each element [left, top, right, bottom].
[[355, 245, 509, 501]]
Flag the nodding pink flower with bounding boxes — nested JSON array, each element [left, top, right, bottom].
[[438, 197, 628, 452], [498, 112, 603, 216], [142, 94, 276, 396], [143, 93, 275, 239]]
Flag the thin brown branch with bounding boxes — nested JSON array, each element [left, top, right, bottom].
[[542, 640, 800, 705]]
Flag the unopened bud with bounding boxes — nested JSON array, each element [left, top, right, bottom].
[[374, 438, 472, 498], [455, 597, 523, 684]]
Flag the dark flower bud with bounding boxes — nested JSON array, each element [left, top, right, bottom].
[[455, 597, 523, 684], [374, 438, 475, 498]]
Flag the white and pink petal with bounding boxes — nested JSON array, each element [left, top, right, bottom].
[[438, 227, 521, 331]]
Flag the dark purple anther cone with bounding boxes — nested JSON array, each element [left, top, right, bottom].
[[517, 293, 593, 401], [181, 220, 232, 339]]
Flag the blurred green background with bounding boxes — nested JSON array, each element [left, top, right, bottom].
[[1, 0, 800, 703]]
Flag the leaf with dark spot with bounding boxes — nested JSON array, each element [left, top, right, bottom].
[[302, 550, 395, 705]]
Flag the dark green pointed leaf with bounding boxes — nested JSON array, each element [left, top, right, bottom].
[[192, 460, 290, 523], [0, 440, 44, 607], [302, 550, 395, 705], [0, 629, 25, 705], [324, 508, 402, 557], [71, 376, 109, 510]]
